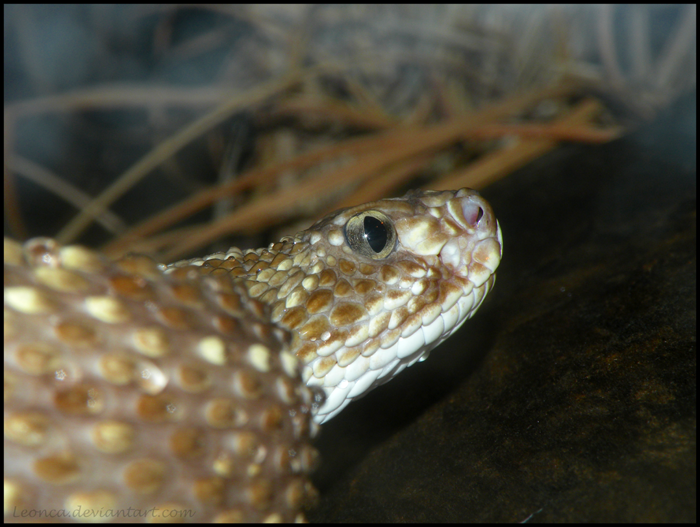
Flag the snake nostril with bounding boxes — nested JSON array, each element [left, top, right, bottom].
[[462, 201, 484, 226]]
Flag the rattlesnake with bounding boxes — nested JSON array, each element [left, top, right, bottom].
[[4, 188, 502, 522]]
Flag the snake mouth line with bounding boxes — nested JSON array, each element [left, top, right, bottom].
[[314, 272, 497, 423]]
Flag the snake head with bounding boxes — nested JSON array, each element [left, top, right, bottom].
[[294, 188, 503, 422]]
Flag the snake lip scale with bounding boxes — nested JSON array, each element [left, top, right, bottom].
[[4, 188, 502, 522]]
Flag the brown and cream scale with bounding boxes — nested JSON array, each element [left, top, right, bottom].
[[4, 188, 503, 522]]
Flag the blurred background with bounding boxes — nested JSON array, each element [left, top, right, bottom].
[[4, 4, 695, 260]]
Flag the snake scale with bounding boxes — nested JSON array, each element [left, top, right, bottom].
[[4, 188, 502, 522]]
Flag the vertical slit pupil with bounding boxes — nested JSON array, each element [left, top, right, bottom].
[[363, 216, 387, 253]]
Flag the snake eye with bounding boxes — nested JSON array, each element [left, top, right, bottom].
[[344, 210, 397, 259]]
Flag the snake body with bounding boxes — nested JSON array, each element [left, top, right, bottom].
[[4, 188, 502, 522]]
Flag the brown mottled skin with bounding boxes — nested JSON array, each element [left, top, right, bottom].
[[4, 189, 502, 522]]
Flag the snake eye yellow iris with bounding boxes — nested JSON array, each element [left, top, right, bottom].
[[344, 210, 397, 259]]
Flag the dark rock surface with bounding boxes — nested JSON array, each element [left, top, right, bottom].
[[309, 93, 696, 522]]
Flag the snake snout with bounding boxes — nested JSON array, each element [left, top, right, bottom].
[[440, 191, 502, 282]]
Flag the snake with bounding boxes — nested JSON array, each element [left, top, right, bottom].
[[4, 188, 502, 522]]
